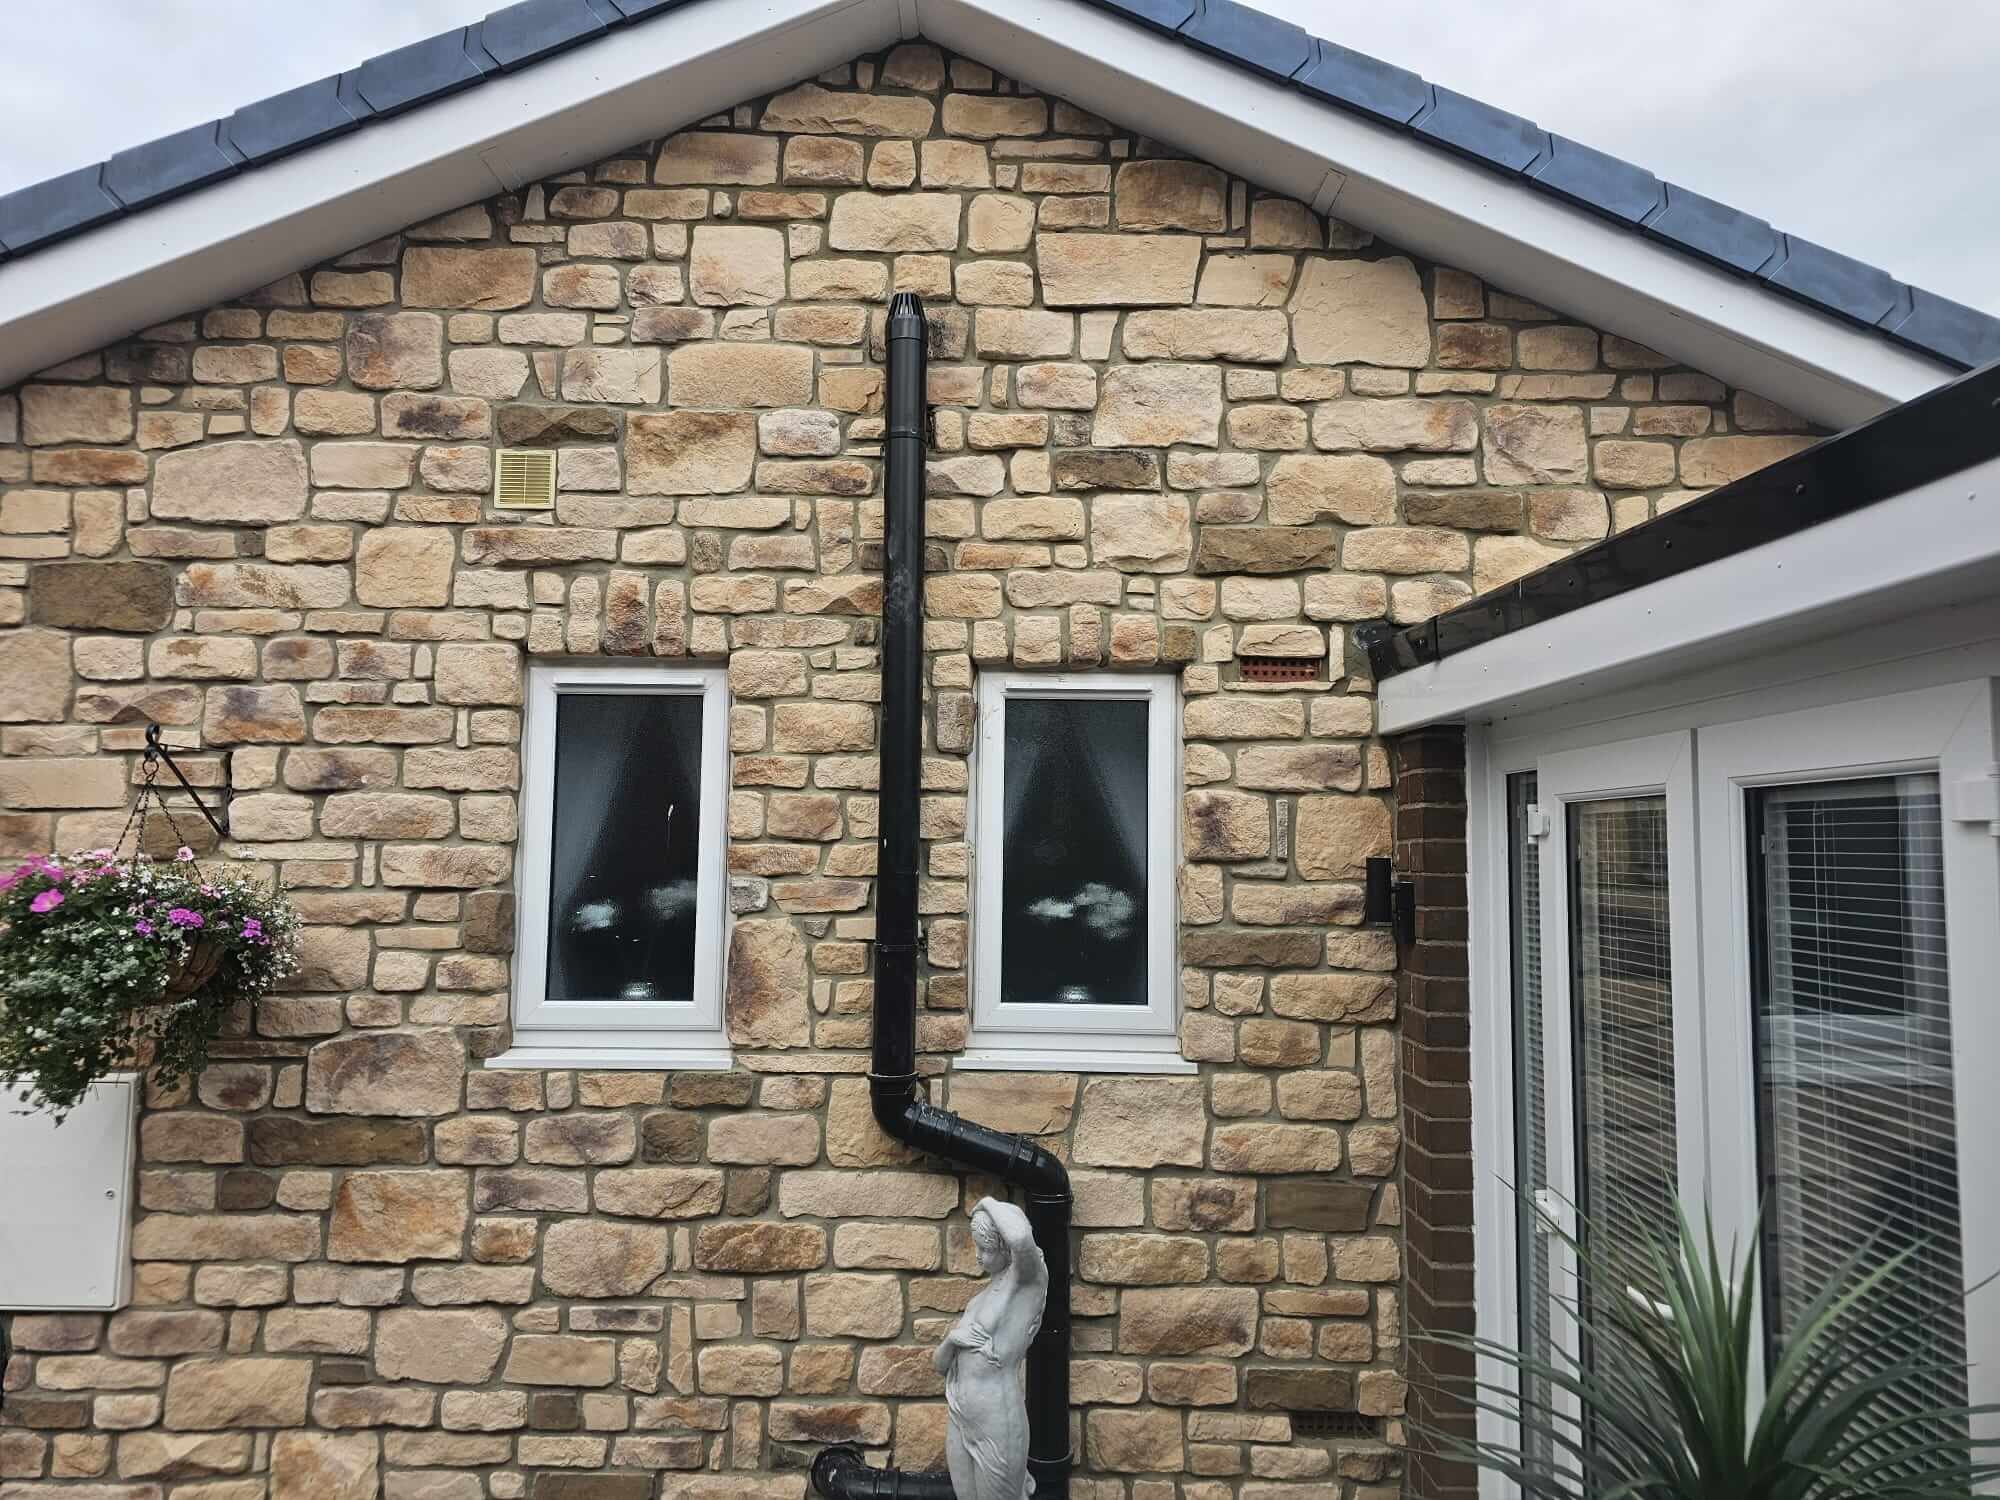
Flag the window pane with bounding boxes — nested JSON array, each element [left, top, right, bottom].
[[1510, 774, 1557, 1466], [1000, 695, 1149, 1007], [546, 691, 704, 1006], [1570, 795, 1679, 1280], [1751, 775, 1965, 1423]]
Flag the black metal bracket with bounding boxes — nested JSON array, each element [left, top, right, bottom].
[[1363, 855, 1415, 947], [143, 721, 230, 840]]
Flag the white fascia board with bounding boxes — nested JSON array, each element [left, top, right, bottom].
[[918, 0, 1955, 426], [0, 0, 900, 389], [1377, 451, 2000, 734]]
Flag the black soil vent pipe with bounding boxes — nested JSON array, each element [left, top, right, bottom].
[[810, 294, 1074, 1500]]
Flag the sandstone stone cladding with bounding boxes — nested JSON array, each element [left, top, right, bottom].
[[0, 41, 1818, 1500]]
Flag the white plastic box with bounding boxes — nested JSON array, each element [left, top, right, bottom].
[[0, 1073, 137, 1311]]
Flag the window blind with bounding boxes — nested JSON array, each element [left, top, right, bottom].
[[1751, 774, 1966, 1427], [1571, 795, 1680, 1257]]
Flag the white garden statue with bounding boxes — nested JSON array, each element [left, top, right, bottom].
[[935, 1197, 1048, 1500]]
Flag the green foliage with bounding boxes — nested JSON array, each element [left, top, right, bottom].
[[1423, 1196, 2000, 1499], [0, 848, 300, 1119]]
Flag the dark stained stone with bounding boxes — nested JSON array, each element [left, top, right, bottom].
[[1182, 930, 1322, 968], [2, 1396, 91, 1428], [1266, 1180, 1374, 1232], [668, 1073, 754, 1109], [217, 1170, 277, 1211], [473, 1168, 588, 1213], [495, 403, 620, 446], [462, 890, 516, 954], [1246, 1366, 1357, 1412], [1402, 490, 1528, 532], [1051, 448, 1160, 490], [246, 1116, 428, 1166], [1193, 526, 1337, 575], [725, 1167, 772, 1217], [529, 1392, 582, 1431], [318, 1359, 372, 1386], [640, 1109, 701, 1164], [630, 308, 716, 345], [29, 561, 173, 631]]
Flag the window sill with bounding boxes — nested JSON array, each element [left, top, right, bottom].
[[484, 1046, 734, 1071], [953, 1047, 1198, 1075]]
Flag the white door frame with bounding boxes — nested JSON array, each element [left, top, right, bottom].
[[1694, 679, 2000, 1419]]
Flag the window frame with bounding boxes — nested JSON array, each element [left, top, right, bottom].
[[1531, 731, 1706, 1437], [495, 660, 732, 1071], [1693, 680, 2000, 1415], [961, 670, 1189, 1074]]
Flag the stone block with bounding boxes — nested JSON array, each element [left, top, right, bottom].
[[29, 560, 172, 631]]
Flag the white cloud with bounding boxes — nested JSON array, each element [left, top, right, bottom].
[[3, 0, 1992, 313]]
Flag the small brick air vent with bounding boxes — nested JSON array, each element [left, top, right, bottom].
[[1291, 1410, 1377, 1440], [494, 448, 557, 510], [1237, 654, 1325, 684]]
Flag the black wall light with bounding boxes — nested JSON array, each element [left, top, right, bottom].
[[1363, 855, 1415, 947]]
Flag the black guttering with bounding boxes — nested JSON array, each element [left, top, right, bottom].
[[1360, 355, 2000, 682], [810, 294, 1074, 1500], [0, 1, 1993, 373]]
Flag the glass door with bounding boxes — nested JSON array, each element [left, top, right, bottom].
[[1697, 681, 2000, 1425], [1521, 732, 1703, 1470]]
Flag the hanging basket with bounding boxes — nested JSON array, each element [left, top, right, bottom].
[[158, 937, 225, 1004], [0, 727, 303, 1120]]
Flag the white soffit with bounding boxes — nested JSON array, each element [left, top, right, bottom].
[[0, 0, 1960, 422], [0, 0, 902, 390], [918, 0, 1953, 427], [1376, 452, 2000, 734]]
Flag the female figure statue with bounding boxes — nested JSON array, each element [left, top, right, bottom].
[[935, 1197, 1048, 1500]]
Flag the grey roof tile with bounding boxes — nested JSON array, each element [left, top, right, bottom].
[[1413, 86, 1549, 174], [1528, 135, 1665, 226], [1642, 184, 1783, 275], [0, 164, 122, 254], [1181, 0, 1313, 81], [1885, 288, 2000, 368], [482, 0, 612, 70], [103, 122, 241, 210], [226, 76, 361, 163], [1296, 39, 1429, 126], [1762, 235, 1902, 327], [354, 26, 497, 116]]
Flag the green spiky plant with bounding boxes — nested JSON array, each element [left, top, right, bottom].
[[1419, 1196, 2000, 1499]]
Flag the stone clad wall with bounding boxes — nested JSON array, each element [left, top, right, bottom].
[[0, 41, 1815, 1500]]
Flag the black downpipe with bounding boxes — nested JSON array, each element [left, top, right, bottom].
[[811, 294, 1073, 1500]]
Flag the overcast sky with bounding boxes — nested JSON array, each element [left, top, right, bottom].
[[3, 0, 1993, 314]]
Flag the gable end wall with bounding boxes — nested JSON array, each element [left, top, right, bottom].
[[0, 42, 1817, 1500]]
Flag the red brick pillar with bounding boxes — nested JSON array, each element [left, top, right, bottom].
[[1393, 724, 1476, 1500]]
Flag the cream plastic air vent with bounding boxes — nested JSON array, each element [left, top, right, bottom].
[[494, 448, 557, 510]]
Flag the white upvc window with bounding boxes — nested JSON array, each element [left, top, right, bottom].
[[1469, 677, 2000, 1492], [961, 672, 1189, 1073], [492, 662, 731, 1070]]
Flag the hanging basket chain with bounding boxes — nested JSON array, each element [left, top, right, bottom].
[[117, 724, 214, 873]]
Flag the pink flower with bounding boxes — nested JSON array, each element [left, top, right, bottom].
[[175, 846, 195, 862], [134, 920, 154, 936], [166, 908, 204, 929], [29, 889, 64, 914]]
